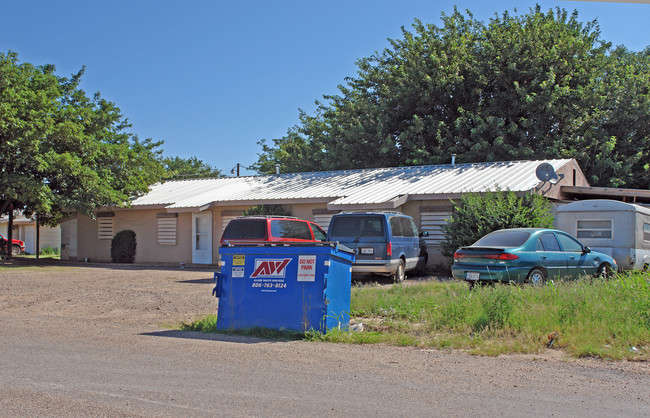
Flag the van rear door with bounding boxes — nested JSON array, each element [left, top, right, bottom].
[[327, 215, 387, 263]]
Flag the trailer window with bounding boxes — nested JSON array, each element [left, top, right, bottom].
[[576, 220, 612, 239], [644, 223, 650, 242]]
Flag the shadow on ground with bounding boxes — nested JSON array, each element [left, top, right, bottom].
[[141, 330, 292, 345], [176, 278, 215, 284]]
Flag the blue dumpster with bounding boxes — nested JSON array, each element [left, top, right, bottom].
[[213, 243, 354, 332]]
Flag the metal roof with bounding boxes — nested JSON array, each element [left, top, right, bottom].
[[131, 159, 574, 211]]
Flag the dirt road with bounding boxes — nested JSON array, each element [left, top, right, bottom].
[[1, 262, 648, 417]]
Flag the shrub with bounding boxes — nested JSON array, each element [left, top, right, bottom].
[[243, 204, 291, 216], [39, 246, 60, 256], [111, 230, 137, 263], [440, 190, 554, 258]]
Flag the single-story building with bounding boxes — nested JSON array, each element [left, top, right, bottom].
[[0, 214, 61, 255], [60, 159, 588, 265]]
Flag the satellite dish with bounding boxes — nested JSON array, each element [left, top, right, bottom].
[[535, 163, 560, 184]]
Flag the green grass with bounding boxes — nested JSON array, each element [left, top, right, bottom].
[[15, 254, 61, 260], [181, 272, 650, 360], [179, 314, 306, 340]]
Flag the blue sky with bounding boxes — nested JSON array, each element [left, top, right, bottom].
[[2, 1, 648, 176]]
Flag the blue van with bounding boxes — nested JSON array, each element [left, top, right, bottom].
[[326, 211, 428, 282]]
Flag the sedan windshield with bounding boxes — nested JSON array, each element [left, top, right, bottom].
[[473, 230, 530, 247]]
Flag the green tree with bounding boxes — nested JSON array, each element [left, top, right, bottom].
[[440, 191, 555, 258], [249, 126, 325, 175], [0, 51, 165, 226], [252, 6, 650, 188], [162, 156, 224, 179]]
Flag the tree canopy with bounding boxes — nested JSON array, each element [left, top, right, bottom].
[[0, 51, 165, 225], [251, 6, 650, 189], [162, 156, 224, 179]]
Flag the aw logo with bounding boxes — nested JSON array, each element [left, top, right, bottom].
[[251, 258, 292, 278]]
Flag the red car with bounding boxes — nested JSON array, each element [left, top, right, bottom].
[[0, 232, 25, 255], [220, 216, 327, 246]]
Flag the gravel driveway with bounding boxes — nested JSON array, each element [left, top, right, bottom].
[[1, 260, 648, 417]]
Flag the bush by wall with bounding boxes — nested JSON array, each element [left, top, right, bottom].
[[111, 230, 137, 263], [39, 246, 60, 256], [440, 190, 554, 258], [243, 204, 291, 216]]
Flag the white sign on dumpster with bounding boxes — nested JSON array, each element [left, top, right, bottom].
[[297, 255, 316, 282]]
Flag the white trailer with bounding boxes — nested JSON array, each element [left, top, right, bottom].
[[556, 199, 650, 271]]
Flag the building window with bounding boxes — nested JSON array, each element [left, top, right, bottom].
[[97, 213, 114, 240], [576, 220, 612, 239], [157, 213, 178, 245]]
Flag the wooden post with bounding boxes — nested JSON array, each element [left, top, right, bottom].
[[36, 214, 40, 259]]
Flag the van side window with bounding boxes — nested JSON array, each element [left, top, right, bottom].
[[310, 223, 327, 241], [271, 220, 311, 240], [409, 218, 420, 237], [398, 217, 416, 237], [644, 223, 650, 242], [390, 217, 404, 237], [576, 220, 612, 239]]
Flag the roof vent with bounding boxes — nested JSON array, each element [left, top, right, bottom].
[[451, 154, 456, 167]]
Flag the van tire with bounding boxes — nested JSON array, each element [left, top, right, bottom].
[[393, 259, 405, 283], [416, 254, 428, 277]]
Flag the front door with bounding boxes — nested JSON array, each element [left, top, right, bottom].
[[23, 225, 35, 254], [61, 219, 77, 260], [192, 212, 212, 264]]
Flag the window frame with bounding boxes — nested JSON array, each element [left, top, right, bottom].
[[576, 219, 613, 240]]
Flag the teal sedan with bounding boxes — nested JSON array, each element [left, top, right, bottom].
[[451, 228, 618, 285]]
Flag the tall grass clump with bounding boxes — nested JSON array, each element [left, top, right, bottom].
[[347, 274, 649, 359], [180, 313, 218, 332]]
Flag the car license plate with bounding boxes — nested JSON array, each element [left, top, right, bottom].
[[466, 272, 480, 281], [360, 247, 374, 255]]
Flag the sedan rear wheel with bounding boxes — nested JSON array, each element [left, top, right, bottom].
[[392, 259, 405, 283], [526, 268, 546, 286]]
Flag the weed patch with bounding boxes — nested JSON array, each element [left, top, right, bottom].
[[180, 273, 650, 360]]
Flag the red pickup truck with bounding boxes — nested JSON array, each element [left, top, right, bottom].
[[0, 233, 25, 255]]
